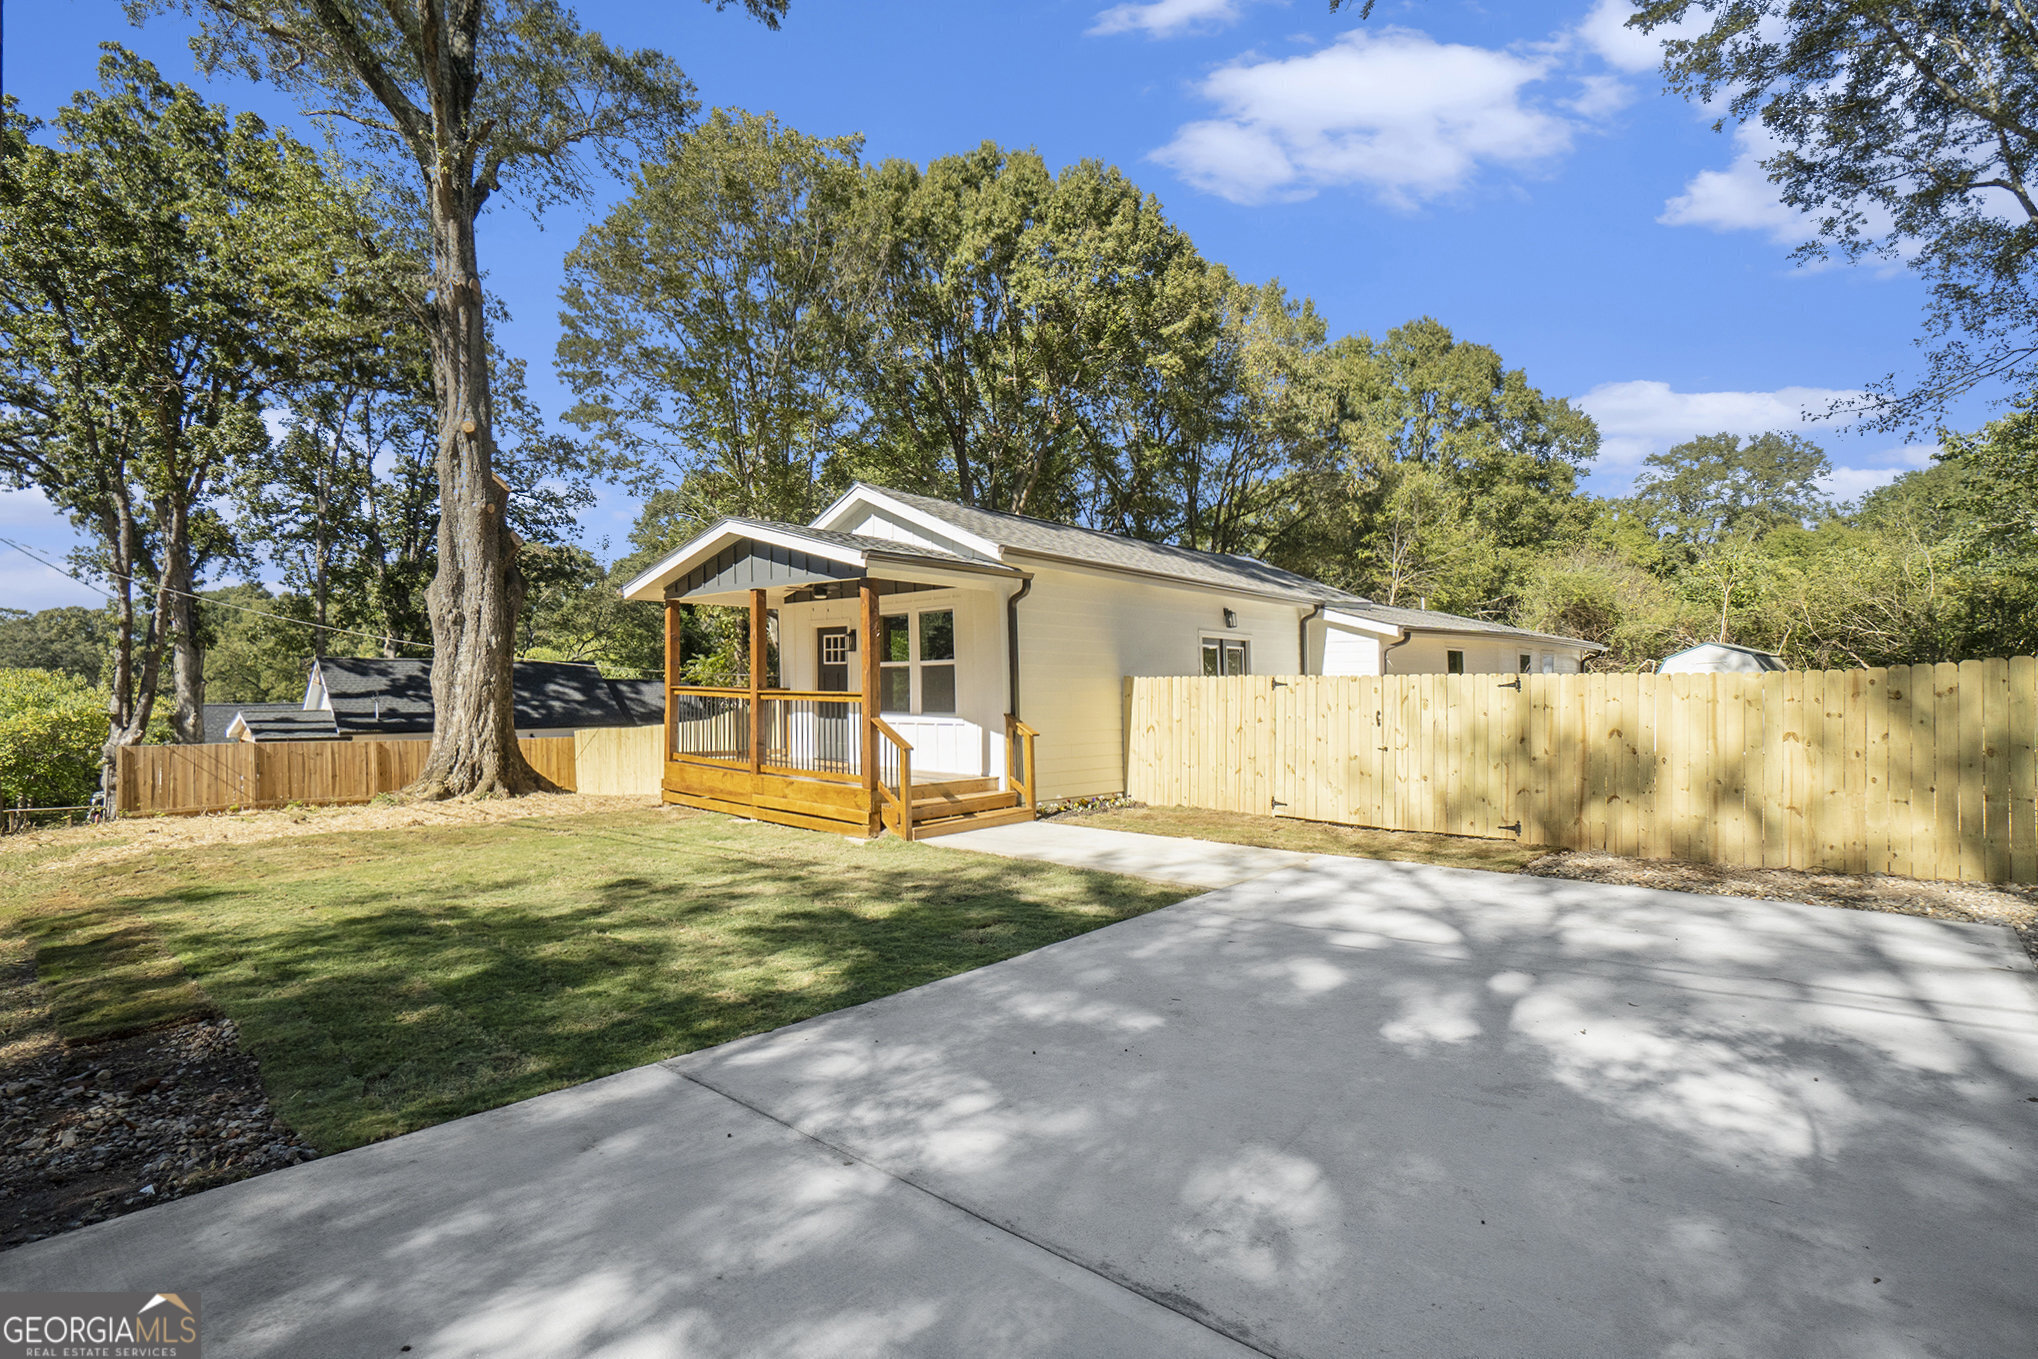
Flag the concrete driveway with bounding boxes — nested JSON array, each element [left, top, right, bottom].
[[5, 856, 2036, 1358]]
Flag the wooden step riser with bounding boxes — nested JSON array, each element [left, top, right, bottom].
[[911, 790, 1020, 817], [912, 776, 1001, 799], [907, 806, 1037, 839]]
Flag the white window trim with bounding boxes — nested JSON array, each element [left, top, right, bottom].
[[1199, 633, 1253, 677], [880, 605, 959, 715]]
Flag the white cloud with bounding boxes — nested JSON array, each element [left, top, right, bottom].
[[1565, 73, 1634, 118], [1089, 0, 1258, 39], [1576, 378, 1861, 472], [1574, 0, 1666, 74], [1659, 124, 1807, 243], [1576, 379, 1939, 502], [1151, 27, 1573, 206], [1818, 445, 1938, 504]]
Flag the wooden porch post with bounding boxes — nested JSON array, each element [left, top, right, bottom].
[[748, 588, 766, 776], [860, 578, 880, 790], [663, 599, 680, 766]]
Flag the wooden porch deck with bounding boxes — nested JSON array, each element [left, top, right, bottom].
[[660, 684, 1040, 839], [658, 580, 1039, 839]]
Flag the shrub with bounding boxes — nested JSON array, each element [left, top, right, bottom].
[[0, 667, 105, 809]]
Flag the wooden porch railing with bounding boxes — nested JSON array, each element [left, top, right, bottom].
[[1005, 713, 1038, 810], [871, 716, 915, 840], [669, 685, 867, 782]]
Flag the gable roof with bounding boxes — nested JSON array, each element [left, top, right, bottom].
[[619, 515, 1019, 603], [200, 701, 302, 743], [820, 484, 1374, 607], [228, 708, 345, 742]]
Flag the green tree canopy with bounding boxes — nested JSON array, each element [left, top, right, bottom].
[[0, 607, 113, 685], [1636, 1, 2038, 426], [0, 49, 397, 785], [138, 0, 777, 797], [559, 109, 866, 527], [1632, 431, 1832, 542]]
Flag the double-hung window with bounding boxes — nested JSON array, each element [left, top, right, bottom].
[[878, 608, 957, 714]]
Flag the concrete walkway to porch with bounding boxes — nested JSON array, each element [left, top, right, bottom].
[[928, 818, 1328, 888]]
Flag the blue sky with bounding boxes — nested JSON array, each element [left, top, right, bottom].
[[1, 0, 1984, 609]]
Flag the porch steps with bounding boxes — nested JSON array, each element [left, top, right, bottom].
[[908, 803, 1037, 839], [913, 775, 1001, 798], [911, 788, 1021, 819]]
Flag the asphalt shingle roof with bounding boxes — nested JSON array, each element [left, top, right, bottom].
[[304, 657, 661, 738], [1328, 603, 1610, 651], [199, 702, 303, 743], [851, 485, 1374, 606], [231, 710, 345, 742], [845, 484, 1601, 649], [712, 517, 1010, 570]]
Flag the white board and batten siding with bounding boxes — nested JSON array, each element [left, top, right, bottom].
[[1018, 563, 1302, 801]]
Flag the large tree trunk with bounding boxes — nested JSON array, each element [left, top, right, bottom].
[[99, 490, 168, 802], [162, 512, 205, 745], [407, 188, 544, 799]]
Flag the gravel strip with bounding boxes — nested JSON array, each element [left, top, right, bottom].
[[1, 1018, 316, 1252], [1526, 850, 2038, 964]]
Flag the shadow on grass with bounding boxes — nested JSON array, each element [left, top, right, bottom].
[[15, 812, 1184, 1151]]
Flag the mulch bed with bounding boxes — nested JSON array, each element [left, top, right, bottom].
[[1, 1016, 316, 1252]]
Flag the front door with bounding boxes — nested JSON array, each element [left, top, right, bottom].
[[815, 627, 853, 770]]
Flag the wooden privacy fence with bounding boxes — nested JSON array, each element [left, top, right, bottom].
[[1125, 660, 2038, 884], [117, 735, 581, 817], [571, 724, 664, 795]]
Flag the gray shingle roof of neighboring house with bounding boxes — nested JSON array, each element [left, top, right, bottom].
[[265, 657, 664, 740], [609, 677, 666, 725], [199, 702, 303, 743], [231, 709, 345, 742], [315, 657, 436, 736], [851, 484, 1375, 607], [1328, 603, 1610, 652]]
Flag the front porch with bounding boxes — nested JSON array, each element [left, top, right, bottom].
[[642, 525, 1040, 839]]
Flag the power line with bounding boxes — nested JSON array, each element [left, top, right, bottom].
[[0, 534, 436, 653]]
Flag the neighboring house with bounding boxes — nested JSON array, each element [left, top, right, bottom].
[[1658, 642, 1787, 675], [220, 657, 663, 742], [197, 702, 303, 744], [621, 482, 1604, 832]]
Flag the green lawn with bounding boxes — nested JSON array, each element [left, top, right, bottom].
[[1054, 804, 1551, 872], [0, 808, 1183, 1151]]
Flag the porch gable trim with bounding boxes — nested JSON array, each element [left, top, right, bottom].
[[621, 519, 871, 602], [672, 537, 865, 601]]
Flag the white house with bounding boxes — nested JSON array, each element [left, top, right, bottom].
[[1658, 641, 1787, 674], [621, 483, 1603, 834]]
